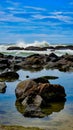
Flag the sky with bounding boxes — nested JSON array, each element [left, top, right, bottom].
[[0, 0, 73, 44]]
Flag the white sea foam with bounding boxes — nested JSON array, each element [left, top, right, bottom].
[[16, 40, 50, 48], [55, 49, 73, 56]]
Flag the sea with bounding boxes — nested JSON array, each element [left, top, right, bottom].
[[0, 41, 73, 130]]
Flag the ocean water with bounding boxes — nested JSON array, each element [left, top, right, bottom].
[[0, 42, 73, 130]]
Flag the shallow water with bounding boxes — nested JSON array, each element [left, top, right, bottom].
[[0, 69, 73, 130]]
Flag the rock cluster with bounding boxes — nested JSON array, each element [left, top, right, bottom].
[[7, 45, 73, 51], [16, 53, 73, 72], [0, 52, 73, 72]]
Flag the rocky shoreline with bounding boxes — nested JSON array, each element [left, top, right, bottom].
[[0, 51, 72, 118]]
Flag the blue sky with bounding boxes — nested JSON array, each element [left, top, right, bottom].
[[0, 0, 73, 44]]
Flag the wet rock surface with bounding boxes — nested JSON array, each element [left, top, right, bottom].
[[15, 77, 66, 117], [0, 52, 73, 72]]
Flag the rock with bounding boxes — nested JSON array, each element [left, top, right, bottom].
[[24, 46, 54, 51], [24, 46, 45, 51], [0, 71, 19, 82], [26, 75, 29, 78], [0, 82, 7, 93], [37, 76, 58, 80], [54, 45, 73, 50], [1, 53, 73, 72], [38, 83, 66, 102], [0, 53, 4, 58], [7, 46, 24, 50], [15, 77, 66, 117], [15, 78, 66, 103], [33, 77, 49, 83], [15, 79, 37, 100], [0, 58, 10, 69]]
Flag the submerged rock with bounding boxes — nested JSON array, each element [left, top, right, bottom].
[[15, 77, 66, 117]]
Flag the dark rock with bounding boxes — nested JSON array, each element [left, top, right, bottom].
[[0, 53, 73, 72], [0, 82, 7, 93], [7, 46, 24, 50], [24, 46, 44, 51], [46, 53, 59, 62], [26, 75, 29, 78], [33, 77, 49, 83], [41, 75, 58, 80], [38, 83, 66, 102], [15, 79, 37, 100], [0, 53, 4, 58], [26, 54, 45, 65], [0, 71, 19, 82], [54, 45, 73, 50], [24, 46, 55, 51], [0, 58, 10, 69]]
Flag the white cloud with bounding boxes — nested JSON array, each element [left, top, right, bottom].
[[0, 13, 29, 22], [6, 0, 20, 7], [51, 11, 63, 15], [32, 13, 73, 24], [25, 6, 46, 11], [55, 14, 73, 23], [32, 14, 56, 19]]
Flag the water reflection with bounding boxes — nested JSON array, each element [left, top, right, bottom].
[[15, 100, 66, 118]]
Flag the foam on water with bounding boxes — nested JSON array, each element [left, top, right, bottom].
[[16, 40, 50, 48]]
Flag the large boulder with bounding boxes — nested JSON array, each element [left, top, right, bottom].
[[15, 77, 66, 117]]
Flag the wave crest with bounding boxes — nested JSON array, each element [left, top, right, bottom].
[[16, 40, 50, 48]]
